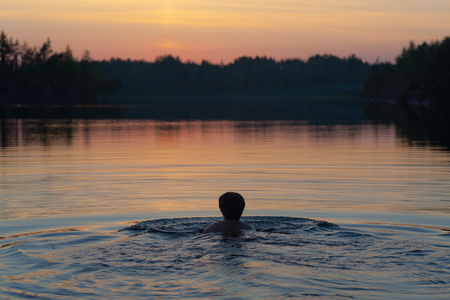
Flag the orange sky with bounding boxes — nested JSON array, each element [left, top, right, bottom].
[[1, 0, 449, 63]]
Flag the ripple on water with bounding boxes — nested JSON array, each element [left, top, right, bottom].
[[0, 216, 449, 299]]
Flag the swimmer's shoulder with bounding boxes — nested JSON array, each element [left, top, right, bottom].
[[203, 220, 254, 233], [202, 222, 221, 233], [238, 221, 254, 230]]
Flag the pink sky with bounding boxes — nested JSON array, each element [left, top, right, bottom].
[[1, 0, 449, 63]]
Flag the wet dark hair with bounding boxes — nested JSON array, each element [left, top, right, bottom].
[[219, 192, 245, 220]]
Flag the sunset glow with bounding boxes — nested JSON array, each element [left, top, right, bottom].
[[1, 0, 449, 63]]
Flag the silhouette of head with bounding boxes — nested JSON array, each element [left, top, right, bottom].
[[219, 192, 245, 220]]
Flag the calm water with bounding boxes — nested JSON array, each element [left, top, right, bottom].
[[1, 117, 449, 299]]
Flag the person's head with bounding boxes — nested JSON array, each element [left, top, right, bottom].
[[219, 192, 246, 220]]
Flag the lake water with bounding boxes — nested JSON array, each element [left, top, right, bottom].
[[1, 111, 449, 299]]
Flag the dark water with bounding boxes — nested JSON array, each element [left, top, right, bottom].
[[1, 217, 449, 299], [0, 97, 363, 121]]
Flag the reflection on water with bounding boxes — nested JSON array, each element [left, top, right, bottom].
[[0, 97, 363, 121], [0, 119, 449, 224], [363, 101, 450, 150], [1, 115, 450, 299]]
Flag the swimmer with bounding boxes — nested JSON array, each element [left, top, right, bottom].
[[203, 192, 255, 233]]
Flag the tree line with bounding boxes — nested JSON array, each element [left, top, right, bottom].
[[6, 30, 448, 108], [362, 36, 450, 106], [97, 54, 370, 97], [0, 31, 371, 105], [0, 31, 120, 105]]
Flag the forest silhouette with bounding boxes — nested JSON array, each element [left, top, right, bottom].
[[0, 31, 120, 105], [1, 30, 369, 106], [98, 54, 368, 98], [1, 30, 449, 112], [362, 37, 450, 107]]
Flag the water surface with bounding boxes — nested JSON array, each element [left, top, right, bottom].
[[1, 118, 449, 299]]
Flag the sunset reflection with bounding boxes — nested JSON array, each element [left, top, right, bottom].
[[1, 120, 449, 220]]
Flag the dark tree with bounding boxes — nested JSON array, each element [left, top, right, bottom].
[[0, 31, 120, 105], [362, 36, 450, 107]]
